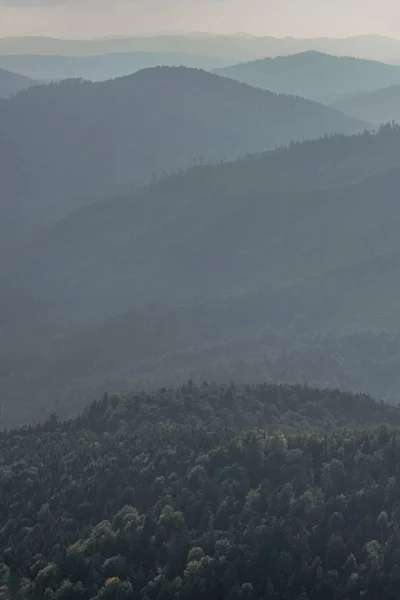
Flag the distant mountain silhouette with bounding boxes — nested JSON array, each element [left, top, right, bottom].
[[333, 84, 400, 123], [0, 66, 365, 246], [214, 51, 400, 103], [2, 34, 400, 61], [0, 52, 233, 82], [0, 68, 35, 98]]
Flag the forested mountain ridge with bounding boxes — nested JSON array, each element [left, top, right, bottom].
[[0, 67, 35, 98], [214, 51, 400, 103], [14, 382, 400, 433], [1, 384, 400, 599], [6, 126, 400, 325], [0, 66, 365, 247]]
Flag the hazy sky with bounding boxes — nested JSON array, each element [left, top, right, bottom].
[[1, 0, 400, 39]]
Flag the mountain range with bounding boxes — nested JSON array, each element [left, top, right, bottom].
[[3, 29, 400, 600], [214, 51, 400, 103], [2, 34, 400, 62], [0, 52, 233, 82], [0, 66, 365, 247], [7, 126, 399, 322], [3, 47, 400, 427], [3, 124, 400, 426]]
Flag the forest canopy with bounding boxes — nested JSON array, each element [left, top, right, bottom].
[[0, 383, 400, 599]]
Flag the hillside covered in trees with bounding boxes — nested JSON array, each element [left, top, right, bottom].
[[214, 51, 400, 103], [0, 66, 365, 247], [1, 384, 400, 600], [5, 125, 399, 323]]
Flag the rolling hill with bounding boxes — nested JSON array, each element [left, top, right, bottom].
[[0, 67, 35, 98], [0, 66, 366, 247], [214, 51, 400, 103], [333, 84, 400, 123], [0, 52, 233, 82]]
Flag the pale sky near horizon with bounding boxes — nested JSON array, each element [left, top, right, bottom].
[[1, 0, 400, 40]]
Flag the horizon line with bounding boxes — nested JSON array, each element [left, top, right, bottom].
[[0, 31, 399, 42]]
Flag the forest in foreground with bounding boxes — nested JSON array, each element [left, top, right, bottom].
[[1, 383, 400, 600]]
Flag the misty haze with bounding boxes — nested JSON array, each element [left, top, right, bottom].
[[1, 1, 400, 599]]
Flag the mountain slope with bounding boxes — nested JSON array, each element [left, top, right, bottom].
[[333, 83, 400, 123], [4, 126, 400, 330], [0, 52, 233, 82], [0, 66, 366, 246], [0, 67, 35, 98], [214, 51, 400, 103]]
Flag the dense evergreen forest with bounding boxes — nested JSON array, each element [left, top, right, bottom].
[[1, 383, 400, 600]]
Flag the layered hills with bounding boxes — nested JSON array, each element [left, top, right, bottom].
[[2, 33, 400, 61], [214, 51, 400, 103], [0, 66, 365, 246], [333, 84, 400, 124], [4, 29, 400, 600], [7, 126, 400, 322], [0, 52, 232, 82], [2, 125, 400, 425]]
